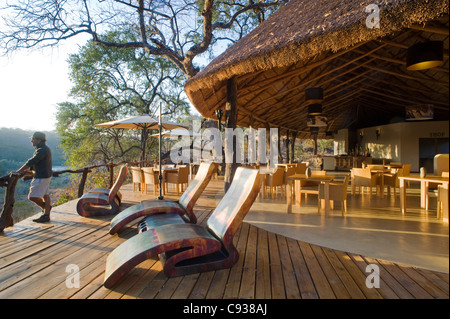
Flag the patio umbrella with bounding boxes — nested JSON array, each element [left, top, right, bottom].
[[96, 111, 188, 200]]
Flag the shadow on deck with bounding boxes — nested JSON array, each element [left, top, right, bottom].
[[0, 178, 448, 300]]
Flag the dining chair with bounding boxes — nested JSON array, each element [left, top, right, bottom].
[[383, 168, 403, 196], [165, 165, 189, 195], [351, 167, 379, 196], [130, 166, 144, 192], [265, 167, 285, 198], [437, 184, 448, 221], [298, 170, 327, 206], [318, 174, 350, 216], [141, 167, 161, 196]]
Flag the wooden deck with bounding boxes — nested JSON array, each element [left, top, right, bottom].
[[0, 178, 448, 300]]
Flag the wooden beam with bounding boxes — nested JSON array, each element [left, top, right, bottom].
[[408, 24, 450, 35]]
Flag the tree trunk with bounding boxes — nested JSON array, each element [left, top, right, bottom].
[[0, 173, 20, 232], [290, 131, 297, 163], [224, 76, 238, 192]]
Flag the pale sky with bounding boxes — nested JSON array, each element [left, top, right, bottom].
[[0, 36, 89, 132]]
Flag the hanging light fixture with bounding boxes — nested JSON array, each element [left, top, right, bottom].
[[308, 103, 322, 115], [406, 41, 444, 71], [305, 87, 323, 104]]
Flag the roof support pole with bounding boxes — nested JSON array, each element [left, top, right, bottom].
[[224, 76, 238, 192]]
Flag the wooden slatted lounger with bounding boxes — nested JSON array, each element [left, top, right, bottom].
[[76, 165, 128, 217], [108, 162, 218, 235], [103, 167, 262, 288]]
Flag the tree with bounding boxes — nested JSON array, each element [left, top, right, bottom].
[[56, 29, 190, 166], [0, 0, 284, 78]]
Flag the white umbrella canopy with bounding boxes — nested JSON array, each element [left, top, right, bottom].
[[95, 113, 188, 200], [95, 114, 188, 130], [150, 128, 201, 137]]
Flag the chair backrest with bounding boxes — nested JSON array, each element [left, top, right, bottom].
[[177, 166, 189, 183], [402, 164, 411, 176], [141, 167, 157, 184], [442, 171, 449, 178], [367, 164, 384, 170], [351, 167, 373, 186], [207, 168, 263, 250], [284, 166, 296, 184], [130, 166, 143, 183], [178, 162, 218, 221], [268, 167, 284, 186], [434, 154, 449, 176], [295, 163, 307, 174], [311, 170, 327, 176], [108, 165, 129, 203], [320, 174, 350, 200]]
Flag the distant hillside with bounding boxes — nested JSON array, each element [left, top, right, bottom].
[[0, 127, 65, 176]]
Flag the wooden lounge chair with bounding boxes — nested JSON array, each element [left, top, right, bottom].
[[103, 167, 263, 288], [76, 165, 129, 217], [108, 162, 217, 235]]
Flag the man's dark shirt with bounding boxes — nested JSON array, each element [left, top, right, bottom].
[[25, 141, 52, 178]]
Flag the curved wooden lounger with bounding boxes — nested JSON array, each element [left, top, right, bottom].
[[76, 165, 128, 217], [108, 162, 217, 235], [104, 167, 262, 288]]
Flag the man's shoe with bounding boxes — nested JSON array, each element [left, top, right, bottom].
[[33, 215, 50, 223]]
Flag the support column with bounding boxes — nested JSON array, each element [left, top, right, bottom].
[[224, 76, 238, 192]]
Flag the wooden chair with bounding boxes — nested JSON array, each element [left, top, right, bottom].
[[426, 171, 449, 211], [351, 168, 379, 196], [383, 168, 402, 196], [437, 184, 448, 221], [104, 167, 263, 288], [264, 167, 285, 198], [318, 174, 350, 216], [76, 165, 128, 217], [141, 167, 161, 196], [130, 166, 144, 192], [298, 170, 327, 206], [294, 162, 307, 174], [165, 165, 189, 195], [109, 162, 217, 235]]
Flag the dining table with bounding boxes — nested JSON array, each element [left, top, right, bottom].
[[398, 175, 449, 221], [286, 173, 334, 216]]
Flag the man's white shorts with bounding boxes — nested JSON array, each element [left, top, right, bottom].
[[29, 177, 52, 198]]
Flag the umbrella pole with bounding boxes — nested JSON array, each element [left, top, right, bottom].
[[158, 103, 163, 200]]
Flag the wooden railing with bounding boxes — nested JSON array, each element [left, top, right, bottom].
[[0, 160, 152, 232]]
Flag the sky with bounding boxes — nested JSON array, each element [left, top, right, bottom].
[[0, 36, 89, 132]]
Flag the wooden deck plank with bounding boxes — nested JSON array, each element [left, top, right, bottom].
[[255, 228, 272, 299], [286, 237, 318, 299], [276, 234, 301, 299], [349, 253, 400, 299], [0, 180, 447, 300], [298, 241, 336, 299], [315, 246, 355, 299], [332, 249, 383, 299], [267, 231, 286, 299], [238, 224, 258, 299]]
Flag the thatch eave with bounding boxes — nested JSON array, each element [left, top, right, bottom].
[[185, 0, 449, 123]]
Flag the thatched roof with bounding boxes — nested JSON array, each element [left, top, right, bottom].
[[185, 0, 449, 138]]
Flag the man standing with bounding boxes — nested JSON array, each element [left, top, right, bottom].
[[16, 132, 53, 223]]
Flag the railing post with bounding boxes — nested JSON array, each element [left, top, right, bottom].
[[0, 173, 20, 232], [78, 168, 89, 198]]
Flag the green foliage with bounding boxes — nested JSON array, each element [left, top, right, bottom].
[[57, 29, 190, 167]]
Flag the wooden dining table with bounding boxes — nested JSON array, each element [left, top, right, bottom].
[[286, 174, 334, 216], [398, 175, 449, 221]]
